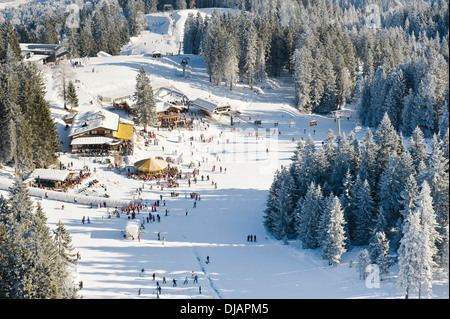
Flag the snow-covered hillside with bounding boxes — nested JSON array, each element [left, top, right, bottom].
[[0, 9, 447, 299]]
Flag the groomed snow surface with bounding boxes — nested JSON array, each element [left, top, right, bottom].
[[1, 9, 448, 299]]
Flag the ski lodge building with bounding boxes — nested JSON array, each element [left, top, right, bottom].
[[27, 169, 76, 189], [20, 43, 68, 64], [68, 109, 133, 154]]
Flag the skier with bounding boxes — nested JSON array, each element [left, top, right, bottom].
[[206, 256, 210, 264], [199, 286, 201, 294], [153, 273, 156, 281], [184, 276, 188, 284], [173, 279, 177, 287], [141, 268, 145, 277], [163, 276, 166, 284], [194, 275, 198, 283]]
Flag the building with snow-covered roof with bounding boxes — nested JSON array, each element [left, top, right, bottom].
[[190, 98, 231, 115], [68, 109, 124, 153], [28, 169, 76, 188], [152, 50, 162, 58], [20, 43, 68, 64], [69, 109, 119, 139], [156, 103, 185, 128]]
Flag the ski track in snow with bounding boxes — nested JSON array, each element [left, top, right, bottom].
[[194, 248, 223, 299]]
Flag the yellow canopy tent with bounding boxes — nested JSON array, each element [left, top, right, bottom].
[[134, 158, 169, 174], [115, 123, 134, 139]]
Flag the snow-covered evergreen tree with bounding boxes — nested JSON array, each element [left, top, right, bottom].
[[134, 66, 156, 132], [407, 126, 427, 173], [422, 135, 449, 266], [273, 172, 297, 242], [296, 182, 323, 249], [264, 168, 287, 236], [351, 178, 376, 246], [358, 249, 370, 280], [374, 113, 403, 183], [67, 81, 79, 111], [0, 179, 78, 298], [321, 195, 346, 266], [224, 33, 239, 90], [397, 181, 438, 299]]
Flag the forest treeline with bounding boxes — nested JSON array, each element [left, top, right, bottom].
[[0, 22, 60, 174], [264, 114, 448, 296], [183, 0, 448, 137]]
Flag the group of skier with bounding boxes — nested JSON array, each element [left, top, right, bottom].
[[138, 268, 202, 297]]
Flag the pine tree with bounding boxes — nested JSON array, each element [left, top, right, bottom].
[[378, 152, 402, 228], [54, 220, 77, 267], [329, 133, 352, 195], [321, 195, 346, 266], [383, 68, 406, 130], [224, 33, 239, 90], [203, 11, 224, 84], [242, 19, 257, 84], [357, 128, 376, 186], [374, 113, 403, 183], [67, 28, 80, 59], [0, 68, 19, 166], [182, 13, 196, 54], [53, 219, 78, 298], [423, 135, 449, 265], [407, 126, 428, 174], [351, 178, 376, 246], [397, 181, 438, 299], [0, 181, 78, 298], [296, 182, 323, 249], [438, 98, 449, 136], [273, 172, 297, 241], [19, 63, 59, 169], [67, 81, 79, 111], [358, 249, 370, 280], [293, 46, 313, 112], [401, 89, 421, 136], [369, 231, 389, 265], [264, 168, 287, 235], [135, 66, 156, 132], [80, 20, 95, 57]]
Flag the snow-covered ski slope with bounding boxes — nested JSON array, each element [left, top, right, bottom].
[[1, 9, 447, 299]]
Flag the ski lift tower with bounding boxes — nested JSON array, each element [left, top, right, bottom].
[[329, 110, 351, 137], [181, 57, 188, 77]]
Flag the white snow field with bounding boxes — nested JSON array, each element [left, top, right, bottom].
[[1, 9, 448, 300]]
